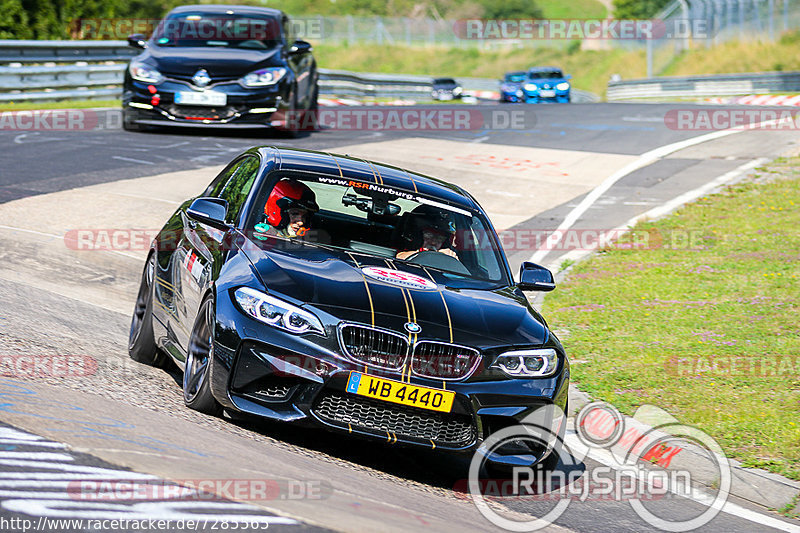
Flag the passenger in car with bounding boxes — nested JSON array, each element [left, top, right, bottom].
[[396, 206, 458, 260]]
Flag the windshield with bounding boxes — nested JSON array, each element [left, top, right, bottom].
[[529, 70, 564, 79], [152, 12, 282, 49], [245, 172, 509, 283], [505, 73, 526, 82]]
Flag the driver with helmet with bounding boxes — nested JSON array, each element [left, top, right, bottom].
[[255, 179, 320, 239], [396, 205, 458, 260]]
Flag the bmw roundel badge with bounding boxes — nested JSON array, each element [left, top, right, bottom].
[[404, 322, 422, 334]]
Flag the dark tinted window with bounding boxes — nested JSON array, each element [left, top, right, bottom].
[[153, 12, 282, 49], [529, 70, 564, 79], [204, 156, 261, 225]]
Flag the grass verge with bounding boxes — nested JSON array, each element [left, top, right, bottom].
[[313, 30, 800, 97], [543, 156, 800, 481], [312, 43, 645, 96]]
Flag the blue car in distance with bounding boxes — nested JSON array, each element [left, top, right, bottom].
[[499, 71, 527, 102], [521, 67, 571, 103]]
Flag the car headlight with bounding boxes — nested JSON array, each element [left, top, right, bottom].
[[494, 349, 558, 377], [234, 287, 325, 335], [523, 83, 538, 92], [516, 89, 523, 97], [557, 82, 570, 91], [453, 87, 462, 95], [240, 67, 288, 87], [129, 62, 164, 84]]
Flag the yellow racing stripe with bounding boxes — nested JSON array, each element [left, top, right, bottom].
[[327, 152, 344, 178], [347, 252, 375, 327], [402, 168, 419, 193]]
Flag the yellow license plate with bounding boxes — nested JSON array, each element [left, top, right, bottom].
[[345, 372, 455, 413]]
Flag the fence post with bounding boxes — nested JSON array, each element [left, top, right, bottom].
[[739, 0, 745, 38], [783, 0, 789, 30], [348, 16, 355, 44], [768, 0, 775, 39]]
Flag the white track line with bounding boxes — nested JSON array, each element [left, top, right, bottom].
[[0, 224, 141, 261], [547, 157, 768, 272], [529, 128, 744, 264]]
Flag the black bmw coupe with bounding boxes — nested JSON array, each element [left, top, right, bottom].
[[129, 147, 569, 468], [122, 5, 317, 131]]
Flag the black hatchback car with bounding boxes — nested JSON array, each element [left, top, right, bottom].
[[122, 5, 317, 131], [431, 78, 463, 101], [129, 147, 569, 469]]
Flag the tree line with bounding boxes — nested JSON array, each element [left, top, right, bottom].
[[0, 0, 670, 40]]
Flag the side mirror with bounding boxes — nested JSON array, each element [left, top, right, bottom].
[[518, 262, 555, 292], [187, 197, 229, 230], [289, 40, 312, 55], [127, 34, 148, 49], [566, 74, 572, 80]]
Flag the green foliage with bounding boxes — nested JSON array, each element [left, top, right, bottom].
[[478, 0, 543, 19], [0, 0, 553, 38], [566, 39, 581, 55], [0, 0, 31, 39], [613, 0, 672, 19], [778, 29, 800, 45], [537, 0, 607, 19]]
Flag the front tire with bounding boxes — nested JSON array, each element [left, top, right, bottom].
[[183, 296, 222, 416], [129, 255, 168, 367]]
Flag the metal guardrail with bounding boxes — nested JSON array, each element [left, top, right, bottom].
[[0, 40, 600, 103], [0, 40, 477, 102], [607, 71, 800, 101]]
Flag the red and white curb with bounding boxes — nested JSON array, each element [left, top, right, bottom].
[[319, 98, 418, 107], [707, 94, 800, 106]]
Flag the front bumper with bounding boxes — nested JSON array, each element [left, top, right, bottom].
[[522, 90, 570, 103], [123, 78, 291, 128], [210, 291, 570, 465]]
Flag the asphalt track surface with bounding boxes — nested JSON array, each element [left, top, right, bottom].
[[1, 102, 799, 533]]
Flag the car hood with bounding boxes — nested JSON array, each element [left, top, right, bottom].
[[240, 241, 548, 348], [144, 46, 283, 77]]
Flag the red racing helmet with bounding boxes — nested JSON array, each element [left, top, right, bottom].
[[264, 179, 319, 228]]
